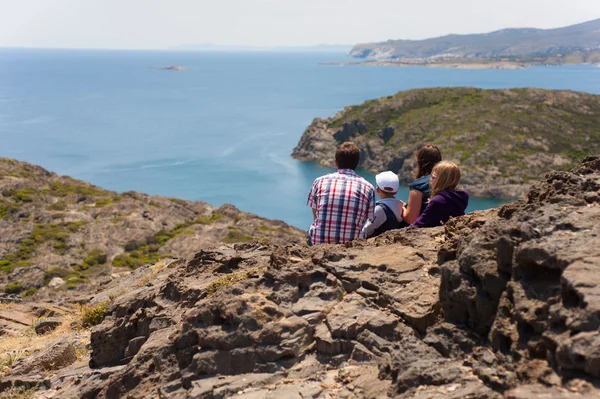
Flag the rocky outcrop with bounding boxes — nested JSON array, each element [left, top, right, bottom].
[[0, 158, 304, 297], [439, 155, 600, 384], [2, 157, 600, 398], [292, 88, 600, 199], [41, 227, 448, 398]]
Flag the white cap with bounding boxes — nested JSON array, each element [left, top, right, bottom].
[[376, 171, 399, 193]]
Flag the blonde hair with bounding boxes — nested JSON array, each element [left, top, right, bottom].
[[431, 161, 461, 199]]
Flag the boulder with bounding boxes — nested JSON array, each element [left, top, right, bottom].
[[11, 339, 77, 375], [48, 277, 66, 288], [34, 317, 62, 335]]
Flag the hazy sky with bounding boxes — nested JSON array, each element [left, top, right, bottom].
[[1, 0, 599, 49]]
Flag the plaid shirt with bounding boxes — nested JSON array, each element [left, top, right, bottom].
[[307, 169, 375, 245]]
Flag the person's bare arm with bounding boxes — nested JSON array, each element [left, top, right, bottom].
[[402, 190, 424, 225], [312, 208, 317, 220]]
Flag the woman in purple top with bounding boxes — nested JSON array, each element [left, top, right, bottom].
[[412, 161, 469, 228]]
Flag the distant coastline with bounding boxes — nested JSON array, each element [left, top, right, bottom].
[[321, 60, 527, 70], [322, 55, 600, 70], [346, 18, 600, 70]]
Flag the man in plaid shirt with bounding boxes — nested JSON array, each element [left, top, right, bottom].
[[307, 142, 375, 245]]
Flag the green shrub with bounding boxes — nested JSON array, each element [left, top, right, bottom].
[[112, 214, 223, 269], [82, 249, 107, 268], [47, 200, 68, 211], [9, 188, 36, 203], [4, 282, 24, 294], [22, 287, 37, 297], [0, 259, 12, 274], [43, 267, 72, 285], [196, 213, 224, 224], [0, 202, 20, 220], [11, 221, 86, 260], [0, 259, 31, 275], [94, 198, 113, 208], [81, 301, 109, 328], [66, 276, 89, 289], [44, 181, 106, 198], [112, 250, 159, 269], [224, 228, 257, 243]]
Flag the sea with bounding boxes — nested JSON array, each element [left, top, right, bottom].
[[1, 48, 600, 230]]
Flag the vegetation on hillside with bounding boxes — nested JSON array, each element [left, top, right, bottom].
[[327, 87, 600, 179], [0, 159, 304, 298]]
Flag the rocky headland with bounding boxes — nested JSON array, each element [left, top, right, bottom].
[[349, 18, 600, 69], [1, 153, 599, 398], [292, 87, 600, 198]]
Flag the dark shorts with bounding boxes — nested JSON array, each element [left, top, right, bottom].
[[306, 231, 313, 246]]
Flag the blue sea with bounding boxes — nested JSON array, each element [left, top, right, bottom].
[[1, 48, 600, 229]]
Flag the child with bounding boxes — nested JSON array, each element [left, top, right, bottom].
[[412, 161, 469, 228], [362, 171, 405, 238]]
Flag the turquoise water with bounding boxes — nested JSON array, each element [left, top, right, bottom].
[[1, 48, 600, 229]]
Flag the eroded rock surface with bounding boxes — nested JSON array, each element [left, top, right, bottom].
[[439, 156, 600, 388], [4, 157, 600, 398], [66, 231, 446, 398]]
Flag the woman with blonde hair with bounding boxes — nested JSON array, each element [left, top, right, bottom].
[[411, 161, 469, 228]]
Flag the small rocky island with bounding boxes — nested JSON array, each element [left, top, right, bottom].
[[292, 87, 600, 198], [155, 66, 188, 71]]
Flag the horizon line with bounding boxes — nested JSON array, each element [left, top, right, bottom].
[[0, 44, 354, 52]]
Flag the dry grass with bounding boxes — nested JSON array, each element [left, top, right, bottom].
[[204, 267, 266, 297], [0, 312, 91, 377], [0, 386, 36, 399], [108, 261, 181, 300], [136, 258, 173, 287], [108, 289, 128, 301], [0, 302, 15, 310], [0, 350, 23, 375]]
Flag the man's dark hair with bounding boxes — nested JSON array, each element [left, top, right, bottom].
[[415, 144, 442, 178], [335, 142, 361, 170]]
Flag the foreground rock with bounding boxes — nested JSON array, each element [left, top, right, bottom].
[[439, 155, 600, 384], [292, 88, 600, 198], [3, 157, 600, 398]]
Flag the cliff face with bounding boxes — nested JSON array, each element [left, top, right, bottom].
[[292, 87, 600, 198], [0, 158, 304, 298], [350, 18, 600, 61], [3, 157, 598, 398]]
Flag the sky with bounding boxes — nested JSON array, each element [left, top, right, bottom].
[[1, 0, 600, 49]]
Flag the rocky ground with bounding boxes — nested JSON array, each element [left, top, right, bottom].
[[292, 88, 600, 199], [0, 158, 304, 303], [1, 156, 599, 398]]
